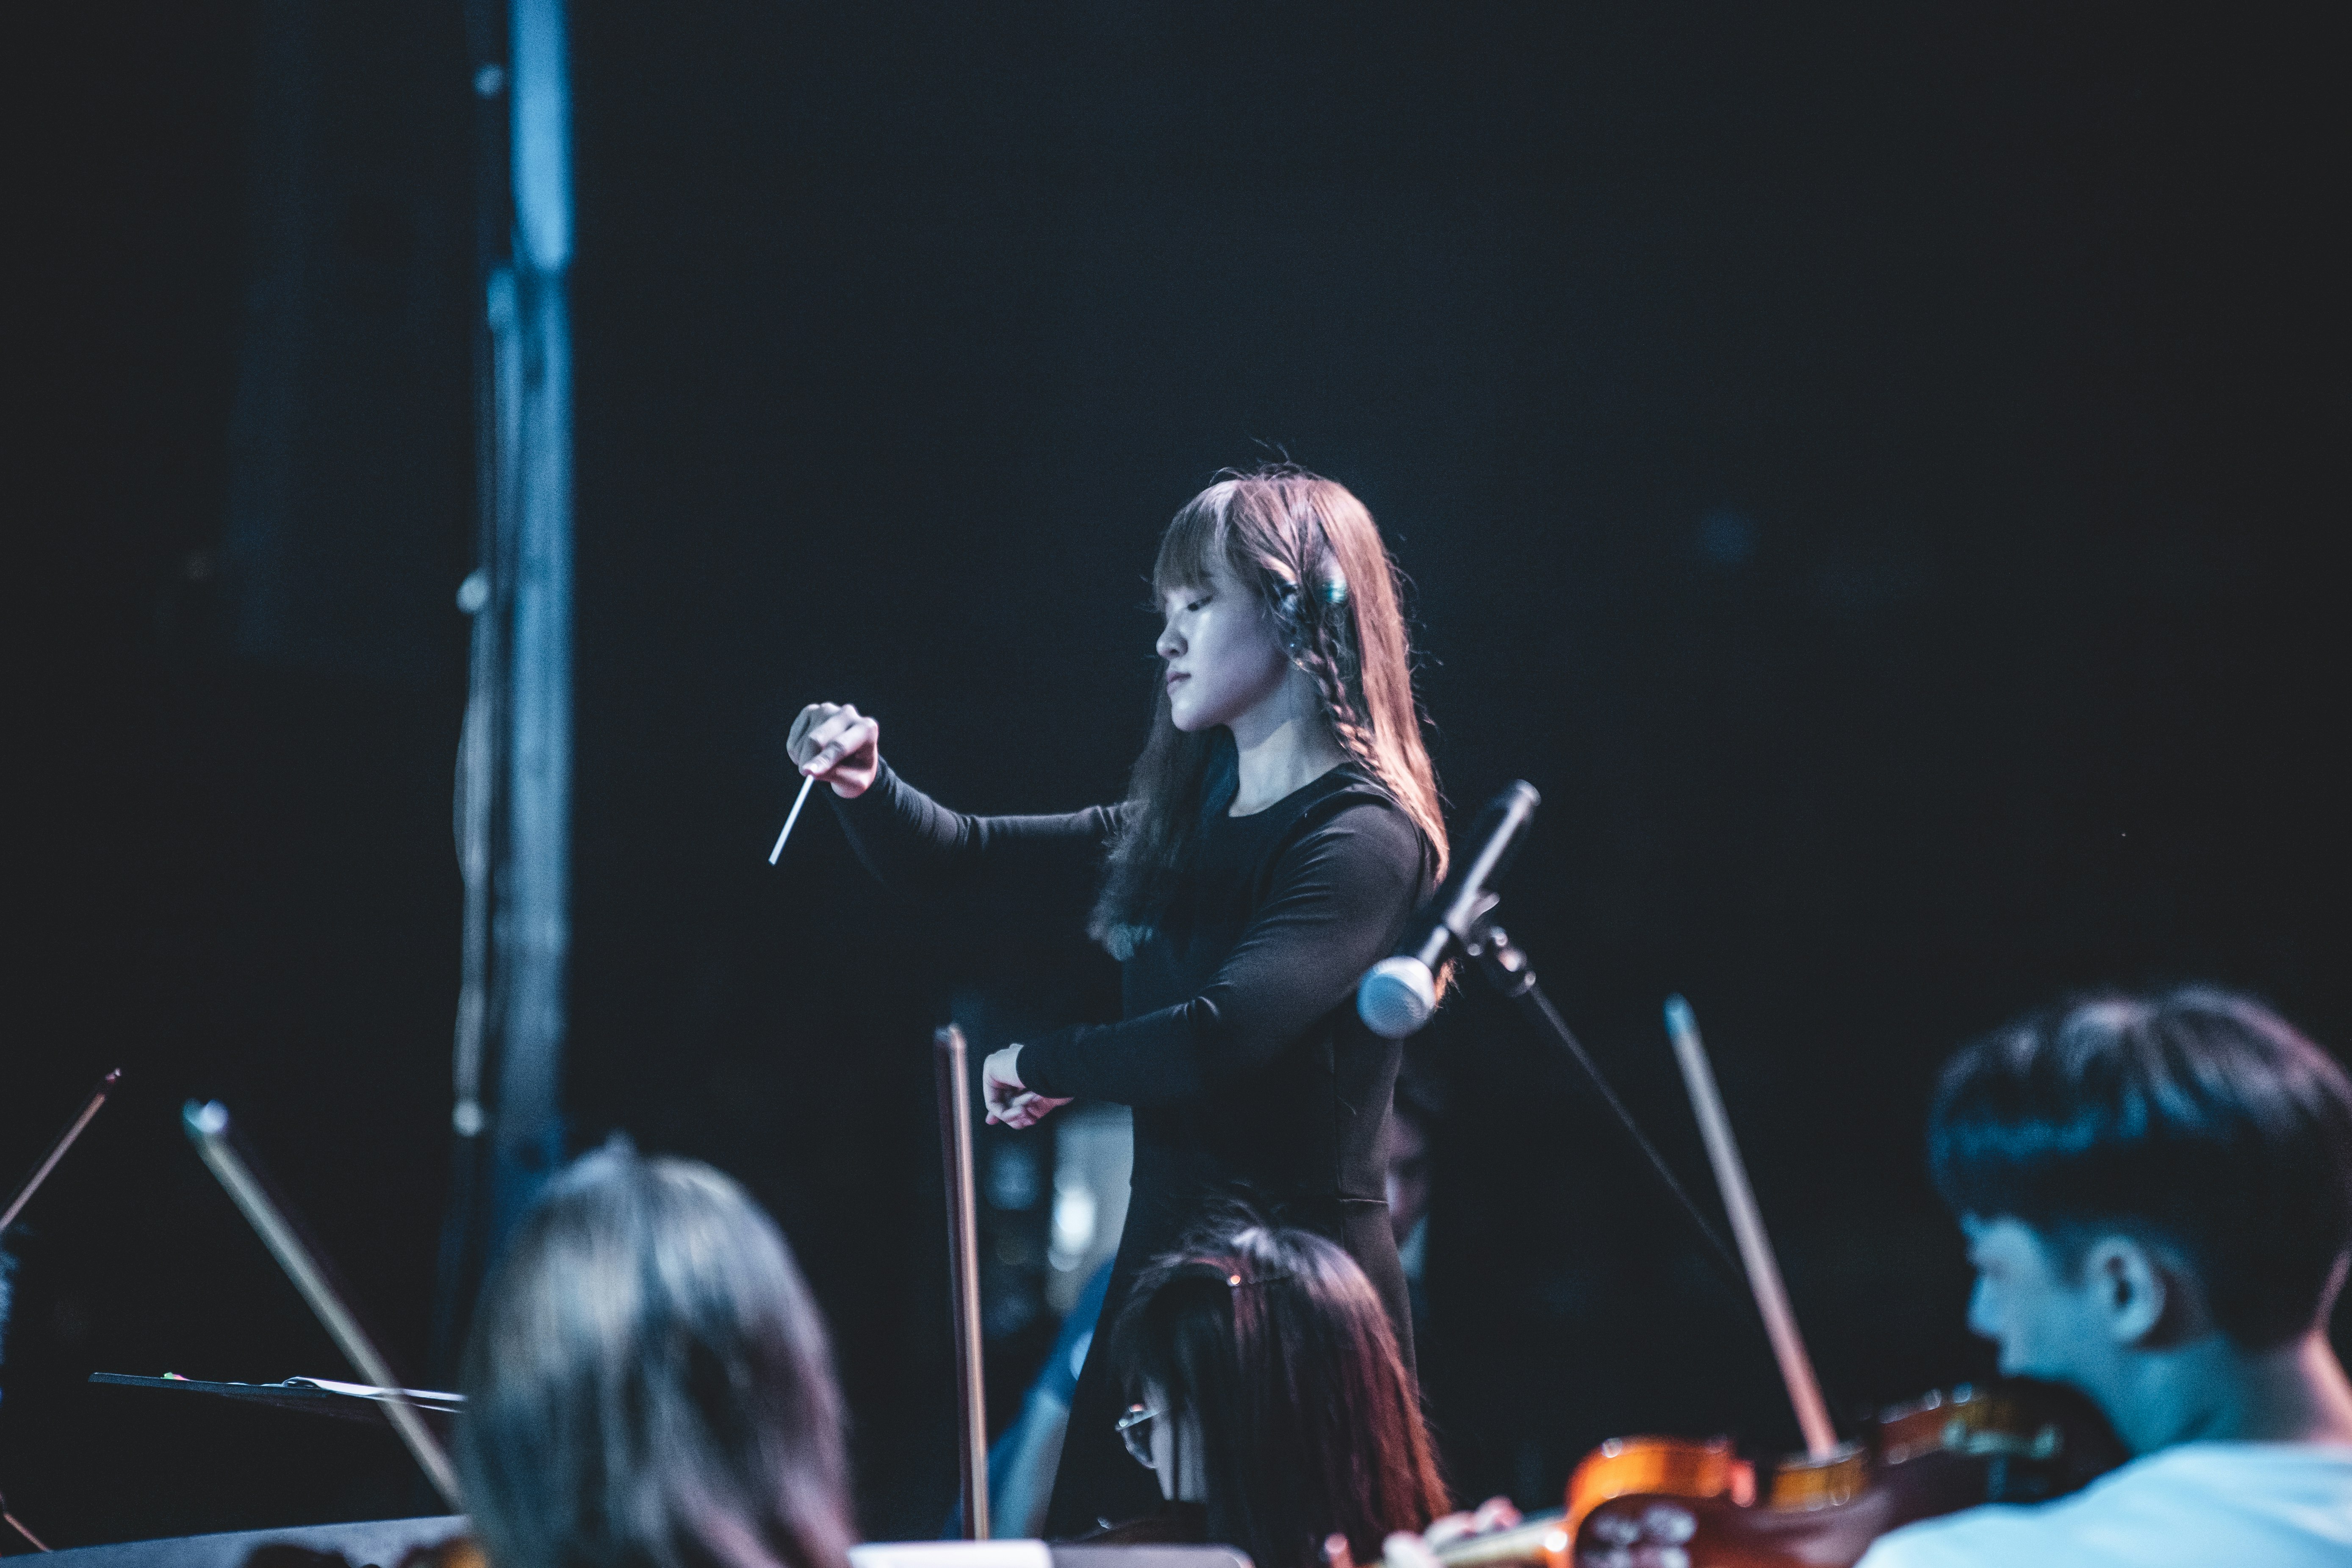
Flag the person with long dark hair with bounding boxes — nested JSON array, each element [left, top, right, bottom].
[[789, 466, 1449, 1535], [455, 1142, 856, 1568], [1105, 1222, 1452, 1568]]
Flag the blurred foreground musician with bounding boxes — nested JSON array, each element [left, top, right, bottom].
[[456, 1141, 857, 1568], [1859, 987, 2352, 1566]]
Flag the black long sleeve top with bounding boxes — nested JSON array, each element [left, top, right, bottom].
[[830, 757, 1434, 1535], [831, 759, 1432, 1233]]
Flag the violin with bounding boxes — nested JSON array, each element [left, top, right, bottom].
[[1434, 1000, 2127, 1568], [1432, 1379, 2121, 1568], [1558, 1377, 2123, 1568]]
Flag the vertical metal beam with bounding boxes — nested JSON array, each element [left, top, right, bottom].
[[435, 0, 572, 1379], [492, 0, 573, 1245]]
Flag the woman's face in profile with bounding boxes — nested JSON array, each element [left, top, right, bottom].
[[1156, 559, 1289, 736]]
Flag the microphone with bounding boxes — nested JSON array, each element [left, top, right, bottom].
[[1357, 781, 1540, 1039]]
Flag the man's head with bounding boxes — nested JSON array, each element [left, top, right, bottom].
[[1930, 988, 2352, 1396]]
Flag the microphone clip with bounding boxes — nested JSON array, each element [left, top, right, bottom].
[[1357, 781, 1539, 1039]]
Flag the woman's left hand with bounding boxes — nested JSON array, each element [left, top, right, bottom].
[[981, 1045, 1072, 1130], [1376, 1497, 1524, 1568], [1419, 1497, 1523, 1551]]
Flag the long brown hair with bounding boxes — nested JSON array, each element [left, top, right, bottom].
[[1089, 467, 1447, 956], [1111, 1221, 1452, 1568], [456, 1142, 855, 1568]]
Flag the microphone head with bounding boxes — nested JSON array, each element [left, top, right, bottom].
[[1358, 956, 1438, 1039]]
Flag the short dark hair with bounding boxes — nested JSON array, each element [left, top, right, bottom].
[[1111, 1220, 1450, 1568], [1929, 986, 2352, 1349], [457, 1141, 854, 1568]]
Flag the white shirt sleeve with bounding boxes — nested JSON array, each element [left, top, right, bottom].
[[1848, 1444, 2352, 1568]]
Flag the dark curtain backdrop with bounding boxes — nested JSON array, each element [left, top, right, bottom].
[[8, 1, 2346, 1547]]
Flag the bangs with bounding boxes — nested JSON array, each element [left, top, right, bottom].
[[1151, 481, 1236, 597]]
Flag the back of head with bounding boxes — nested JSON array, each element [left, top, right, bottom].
[[1929, 986, 2352, 1349], [1112, 1221, 1449, 1568], [457, 1143, 854, 1568]]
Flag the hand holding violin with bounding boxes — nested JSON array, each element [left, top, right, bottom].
[[1421, 1496, 1525, 1551], [1317, 1497, 1523, 1568]]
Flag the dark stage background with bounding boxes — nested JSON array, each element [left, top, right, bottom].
[[8, 1, 2346, 1547]]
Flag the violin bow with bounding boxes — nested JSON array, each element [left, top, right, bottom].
[[0, 1070, 122, 1553], [933, 1025, 990, 1539], [181, 1101, 463, 1510], [2, 1069, 122, 1235], [1663, 997, 1840, 1460]]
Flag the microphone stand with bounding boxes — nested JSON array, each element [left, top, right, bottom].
[[1459, 917, 1750, 1298]]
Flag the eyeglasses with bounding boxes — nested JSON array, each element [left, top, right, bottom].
[[1117, 1402, 1160, 1469]]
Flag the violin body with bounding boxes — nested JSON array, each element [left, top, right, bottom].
[[1424, 1381, 2123, 1568], [1564, 1380, 2124, 1568]]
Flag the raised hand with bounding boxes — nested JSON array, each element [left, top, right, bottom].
[[982, 1044, 1072, 1130], [787, 702, 881, 798]]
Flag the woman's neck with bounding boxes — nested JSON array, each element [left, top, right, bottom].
[[1227, 670, 1346, 816]]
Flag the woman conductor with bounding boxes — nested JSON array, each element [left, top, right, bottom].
[[788, 467, 1449, 1536]]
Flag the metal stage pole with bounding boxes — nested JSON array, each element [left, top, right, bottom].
[[433, 0, 575, 1382]]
